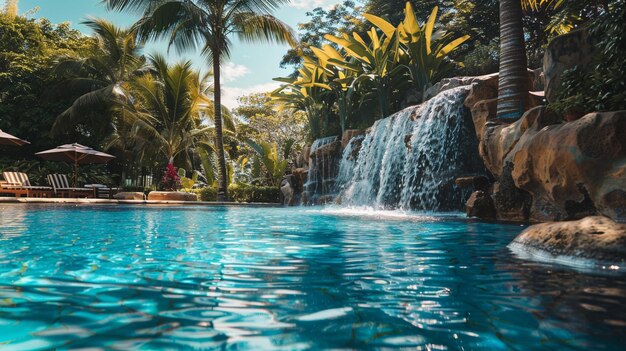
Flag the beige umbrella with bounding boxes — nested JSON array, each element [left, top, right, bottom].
[[36, 143, 115, 186], [0, 129, 29, 146]]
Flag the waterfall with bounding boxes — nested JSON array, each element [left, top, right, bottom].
[[336, 86, 485, 211], [304, 136, 341, 204]]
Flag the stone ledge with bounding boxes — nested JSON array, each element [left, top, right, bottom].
[[147, 191, 198, 201], [0, 197, 280, 207]]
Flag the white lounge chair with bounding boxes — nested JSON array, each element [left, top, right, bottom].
[[2, 172, 52, 197], [47, 174, 93, 198]]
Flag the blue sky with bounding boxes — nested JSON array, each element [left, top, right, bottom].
[[18, 0, 341, 108]]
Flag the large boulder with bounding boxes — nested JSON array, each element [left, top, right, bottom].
[[544, 28, 596, 103], [509, 216, 626, 263], [466, 190, 496, 219]]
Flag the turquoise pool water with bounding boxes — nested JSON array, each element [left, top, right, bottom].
[[0, 205, 624, 350]]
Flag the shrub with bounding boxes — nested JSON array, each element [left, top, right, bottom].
[[551, 2, 626, 116], [196, 184, 281, 203], [198, 187, 217, 201], [160, 163, 181, 191]]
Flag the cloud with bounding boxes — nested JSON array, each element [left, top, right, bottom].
[[221, 82, 283, 110], [221, 62, 250, 83], [288, 0, 339, 10]]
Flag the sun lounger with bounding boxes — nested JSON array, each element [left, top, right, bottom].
[[0, 180, 28, 197], [1, 172, 52, 197], [47, 174, 93, 198]]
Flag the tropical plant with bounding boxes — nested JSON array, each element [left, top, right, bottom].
[[52, 18, 147, 137], [122, 55, 226, 167], [160, 162, 181, 190], [104, 0, 298, 201], [244, 139, 294, 186], [280, 0, 360, 71], [3, 0, 17, 19], [324, 27, 409, 119], [234, 92, 307, 160], [308, 45, 362, 134], [364, 2, 470, 97], [550, 0, 626, 116], [180, 170, 199, 191], [0, 14, 92, 159], [272, 68, 333, 141], [522, 0, 610, 35], [496, 0, 530, 120]]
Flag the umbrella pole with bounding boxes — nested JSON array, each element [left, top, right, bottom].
[[73, 159, 78, 188]]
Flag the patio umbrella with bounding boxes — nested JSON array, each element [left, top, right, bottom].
[[35, 143, 115, 186], [0, 129, 29, 146]]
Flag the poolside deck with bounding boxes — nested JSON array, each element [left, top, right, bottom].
[[0, 197, 280, 207]]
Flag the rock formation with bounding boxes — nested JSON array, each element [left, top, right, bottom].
[[509, 216, 626, 262], [464, 64, 626, 223]]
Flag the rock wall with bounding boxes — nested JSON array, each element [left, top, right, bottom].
[[465, 75, 626, 223]]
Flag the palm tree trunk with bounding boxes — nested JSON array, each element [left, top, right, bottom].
[[497, 0, 530, 119], [212, 51, 229, 201]]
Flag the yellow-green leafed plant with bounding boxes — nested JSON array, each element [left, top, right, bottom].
[[180, 170, 199, 192], [364, 2, 470, 98], [302, 46, 361, 134], [324, 26, 410, 119], [271, 67, 331, 141], [245, 139, 294, 187]]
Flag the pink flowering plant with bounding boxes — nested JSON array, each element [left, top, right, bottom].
[[160, 163, 182, 191]]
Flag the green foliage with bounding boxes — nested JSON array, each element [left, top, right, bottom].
[[197, 186, 217, 201], [180, 170, 198, 191], [197, 184, 280, 203], [280, 0, 360, 70], [228, 183, 280, 203], [550, 1, 626, 115], [364, 3, 470, 94], [234, 92, 307, 159], [245, 139, 292, 186], [0, 14, 94, 160], [51, 18, 147, 142], [120, 54, 231, 170]]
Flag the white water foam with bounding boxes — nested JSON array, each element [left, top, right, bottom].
[[508, 242, 624, 274]]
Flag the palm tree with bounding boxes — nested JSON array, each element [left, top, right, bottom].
[[497, 0, 530, 119], [3, 0, 18, 19], [52, 18, 148, 135], [125, 54, 212, 165], [104, 0, 297, 201]]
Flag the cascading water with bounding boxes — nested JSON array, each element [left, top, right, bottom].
[[304, 136, 341, 204], [335, 85, 486, 211]]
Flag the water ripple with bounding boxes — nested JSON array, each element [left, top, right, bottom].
[[0, 205, 625, 350]]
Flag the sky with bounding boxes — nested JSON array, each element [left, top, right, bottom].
[[18, 0, 342, 108]]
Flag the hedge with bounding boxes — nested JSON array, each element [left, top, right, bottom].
[[198, 184, 280, 203]]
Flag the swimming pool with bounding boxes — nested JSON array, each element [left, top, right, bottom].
[[0, 205, 624, 350]]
